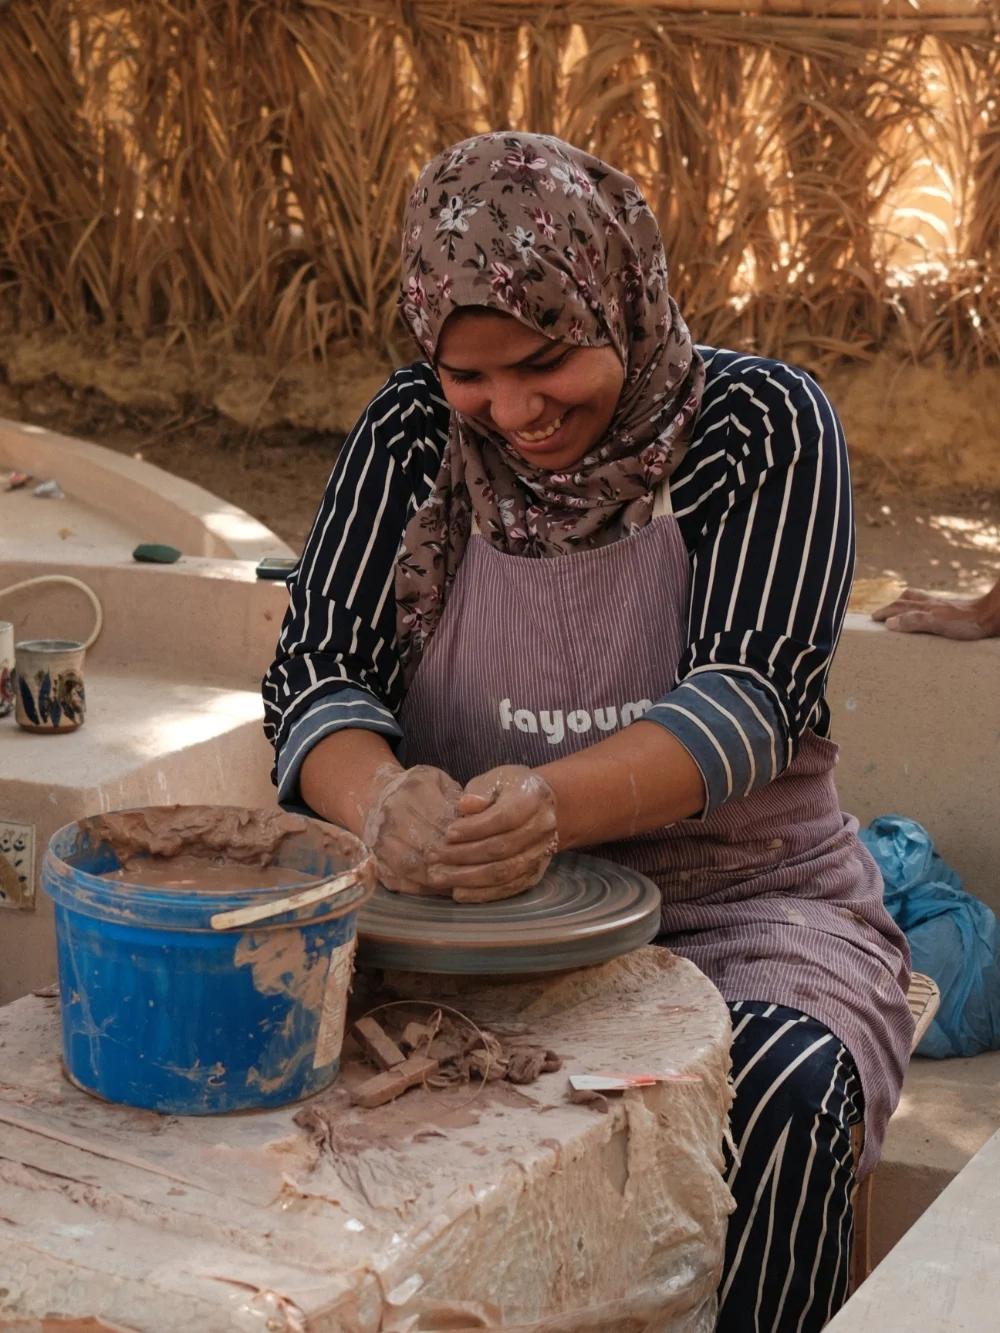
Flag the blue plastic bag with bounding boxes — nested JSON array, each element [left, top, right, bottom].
[[860, 815, 1000, 1059]]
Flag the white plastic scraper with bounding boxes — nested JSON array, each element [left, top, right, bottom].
[[569, 1072, 702, 1092]]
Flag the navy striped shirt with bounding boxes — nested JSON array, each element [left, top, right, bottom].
[[263, 347, 855, 814]]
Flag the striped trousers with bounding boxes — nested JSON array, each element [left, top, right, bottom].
[[716, 1002, 864, 1333]]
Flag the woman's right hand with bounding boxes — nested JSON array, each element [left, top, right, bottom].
[[362, 764, 464, 897], [425, 765, 558, 902]]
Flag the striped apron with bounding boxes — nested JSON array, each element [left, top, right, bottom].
[[401, 482, 913, 1179]]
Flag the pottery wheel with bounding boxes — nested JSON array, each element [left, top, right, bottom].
[[355, 851, 662, 975]]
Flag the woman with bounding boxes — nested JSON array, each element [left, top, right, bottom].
[[264, 133, 913, 1331]]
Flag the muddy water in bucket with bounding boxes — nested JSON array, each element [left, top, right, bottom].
[[41, 806, 376, 1114]]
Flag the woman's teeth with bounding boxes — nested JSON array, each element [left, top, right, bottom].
[[518, 416, 563, 442]]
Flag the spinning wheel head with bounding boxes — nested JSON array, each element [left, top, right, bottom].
[[355, 851, 662, 975]]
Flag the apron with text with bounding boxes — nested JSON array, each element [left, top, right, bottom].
[[400, 485, 913, 1174]]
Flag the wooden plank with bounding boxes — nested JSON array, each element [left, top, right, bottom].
[[350, 1054, 439, 1108], [353, 1016, 407, 1070]]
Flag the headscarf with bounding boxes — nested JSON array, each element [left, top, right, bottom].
[[395, 132, 704, 683]]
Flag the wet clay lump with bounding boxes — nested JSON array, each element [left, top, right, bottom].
[[91, 806, 311, 867], [87, 805, 367, 894]]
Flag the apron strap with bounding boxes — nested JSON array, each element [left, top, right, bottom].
[[471, 479, 673, 536], [653, 478, 674, 520]]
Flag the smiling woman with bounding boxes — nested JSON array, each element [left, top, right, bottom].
[[262, 132, 914, 1332]]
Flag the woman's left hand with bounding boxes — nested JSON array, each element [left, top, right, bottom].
[[425, 765, 558, 903]]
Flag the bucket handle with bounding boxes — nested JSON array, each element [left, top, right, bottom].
[[209, 866, 365, 931]]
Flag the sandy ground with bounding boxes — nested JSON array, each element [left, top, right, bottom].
[[850, 488, 999, 609], [3, 368, 998, 614]]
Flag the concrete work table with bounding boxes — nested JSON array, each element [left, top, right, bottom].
[[829, 1125, 1000, 1331], [0, 947, 732, 1333]]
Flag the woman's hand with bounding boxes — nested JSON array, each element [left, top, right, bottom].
[[426, 765, 558, 903], [363, 765, 464, 897], [872, 585, 1000, 640]]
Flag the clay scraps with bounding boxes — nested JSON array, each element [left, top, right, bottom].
[[349, 1009, 562, 1109]]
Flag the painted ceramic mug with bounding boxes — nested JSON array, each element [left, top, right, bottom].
[[0, 623, 13, 718], [14, 639, 87, 733]]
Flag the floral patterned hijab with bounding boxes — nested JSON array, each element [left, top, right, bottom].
[[395, 132, 704, 682]]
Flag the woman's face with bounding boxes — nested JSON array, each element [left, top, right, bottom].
[[435, 310, 625, 471]]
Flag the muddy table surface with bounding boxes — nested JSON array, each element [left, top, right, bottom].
[[0, 947, 732, 1333]]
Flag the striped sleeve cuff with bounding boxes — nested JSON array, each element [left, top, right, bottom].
[[642, 671, 789, 818], [276, 687, 404, 804]]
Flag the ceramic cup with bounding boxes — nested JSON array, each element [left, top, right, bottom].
[[0, 623, 13, 718], [14, 639, 87, 733]]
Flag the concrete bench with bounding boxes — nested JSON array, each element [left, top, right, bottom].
[[1, 417, 292, 561], [0, 551, 287, 1004], [831, 1122, 1000, 1330], [870, 1049, 1000, 1269]]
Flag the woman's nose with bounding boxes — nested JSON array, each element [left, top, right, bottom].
[[489, 382, 546, 433]]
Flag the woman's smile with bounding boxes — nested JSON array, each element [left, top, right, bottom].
[[435, 310, 624, 471], [514, 412, 564, 444]]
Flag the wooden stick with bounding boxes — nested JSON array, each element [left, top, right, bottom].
[[352, 1016, 406, 1070], [209, 868, 362, 931], [350, 1054, 439, 1108]]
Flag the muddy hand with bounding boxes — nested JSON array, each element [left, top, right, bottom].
[[426, 765, 558, 903], [363, 765, 464, 897], [872, 587, 996, 641]]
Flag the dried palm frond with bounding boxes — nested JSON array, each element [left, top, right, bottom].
[[1, 0, 999, 390]]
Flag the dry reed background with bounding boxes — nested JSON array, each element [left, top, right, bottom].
[[2, 0, 1000, 410]]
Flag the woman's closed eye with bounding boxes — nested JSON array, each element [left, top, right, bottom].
[[529, 350, 571, 374], [442, 349, 573, 386]]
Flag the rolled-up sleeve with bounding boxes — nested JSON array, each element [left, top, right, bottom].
[[643, 352, 854, 816], [275, 688, 404, 803]]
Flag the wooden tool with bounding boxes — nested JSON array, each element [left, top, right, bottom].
[[353, 1015, 407, 1070], [351, 1053, 439, 1108]]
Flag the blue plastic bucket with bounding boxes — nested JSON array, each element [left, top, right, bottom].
[[41, 806, 376, 1114]]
